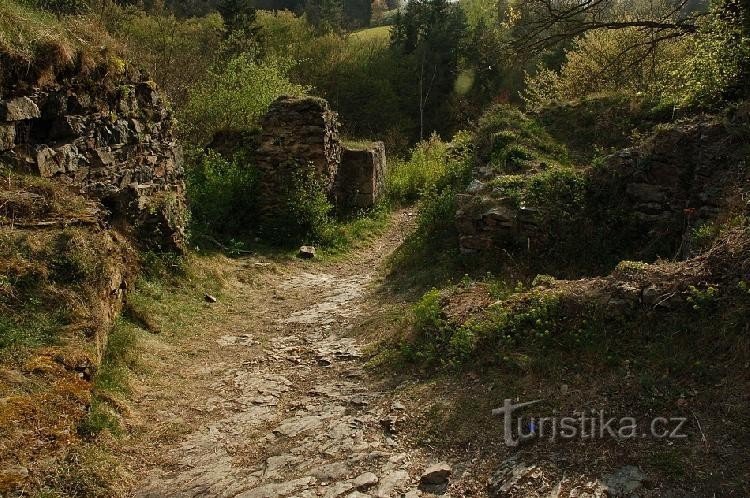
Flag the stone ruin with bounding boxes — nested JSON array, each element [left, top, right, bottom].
[[337, 142, 387, 209], [0, 76, 186, 252], [456, 115, 750, 259], [255, 95, 385, 224]]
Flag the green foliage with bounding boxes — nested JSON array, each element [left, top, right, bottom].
[[28, 0, 89, 14], [691, 222, 717, 252], [78, 317, 139, 437], [305, 0, 343, 33], [107, 8, 225, 105], [664, 5, 749, 107], [522, 3, 748, 110], [391, 0, 468, 138], [254, 11, 416, 152], [686, 285, 719, 312], [181, 53, 309, 143], [413, 288, 445, 332], [522, 27, 688, 110], [410, 288, 475, 366], [386, 134, 451, 203], [285, 168, 335, 244], [78, 398, 122, 437], [407, 284, 599, 368], [185, 147, 259, 238], [475, 104, 569, 168], [535, 93, 676, 163], [0, 313, 60, 355], [256, 166, 335, 245], [317, 205, 392, 255]]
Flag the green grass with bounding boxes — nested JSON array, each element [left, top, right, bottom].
[[79, 252, 229, 437], [349, 25, 391, 43], [0, 0, 116, 66], [0, 312, 61, 359], [319, 204, 392, 256]]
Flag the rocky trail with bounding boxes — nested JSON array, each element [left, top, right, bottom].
[[121, 210, 661, 498], [127, 211, 446, 498]]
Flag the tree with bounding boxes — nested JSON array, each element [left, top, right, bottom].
[[343, 0, 372, 29], [217, 0, 256, 32], [306, 0, 343, 33], [509, 0, 707, 55], [391, 0, 467, 139]]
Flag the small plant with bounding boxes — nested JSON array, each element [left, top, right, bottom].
[[185, 147, 259, 241], [448, 324, 476, 363], [531, 274, 556, 288], [686, 285, 719, 311], [691, 222, 716, 252], [286, 167, 335, 244], [413, 289, 445, 334]]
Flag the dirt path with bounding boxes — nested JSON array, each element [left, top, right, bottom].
[[128, 211, 441, 498]]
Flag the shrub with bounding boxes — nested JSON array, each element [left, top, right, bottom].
[[663, 6, 748, 107], [387, 132, 473, 204], [29, 0, 89, 15], [181, 53, 309, 144], [413, 288, 445, 333], [474, 104, 568, 167], [185, 147, 259, 239], [255, 165, 334, 246], [386, 135, 449, 203], [107, 8, 225, 105], [286, 168, 335, 244], [522, 27, 688, 110]]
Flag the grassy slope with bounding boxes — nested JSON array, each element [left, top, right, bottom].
[[373, 99, 750, 495], [348, 25, 391, 42], [0, 1, 120, 94]]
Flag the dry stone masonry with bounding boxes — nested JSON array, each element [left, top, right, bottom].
[[0, 75, 186, 251], [337, 142, 386, 210], [256, 95, 385, 224], [456, 113, 750, 259]]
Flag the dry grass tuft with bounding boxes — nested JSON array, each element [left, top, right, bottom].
[[0, 0, 123, 94]]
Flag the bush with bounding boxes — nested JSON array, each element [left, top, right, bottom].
[[181, 53, 309, 144], [522, 4, 747, 110], [663, 6, 748, 107], [107, 8, 225, 105], [387, 132, 473, 204], [256, 166, 335, 246], [185, 147, 259, 239], [523, 27, 688, 110], [474, 104, 569, 168], [29, 0, 89, 15]]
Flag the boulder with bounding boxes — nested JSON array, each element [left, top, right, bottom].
[[420, 462, 452, 485], [298, 246, 316, 259], [0, 97, 40, 121]]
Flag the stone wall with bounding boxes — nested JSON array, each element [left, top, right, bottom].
[[256, 96, 341, 225], [456, 115, 750, 259], [0, 76, 186, 251], [255, 95, 385, 225], [337, 142, 386, 210]]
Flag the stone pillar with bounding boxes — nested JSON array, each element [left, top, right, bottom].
[[255, 96, 341, 225], [336, 142, 386, 210]]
